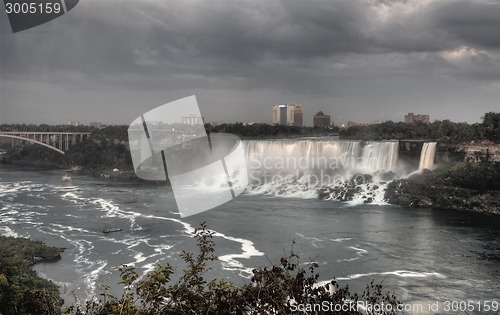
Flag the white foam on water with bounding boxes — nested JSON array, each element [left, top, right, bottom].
[[329, 237, 352, 243], [60, 191, 87, 203], [85, 261, 109, 298], [344, 182, 390, 206], [2, 179, 263, 299], [337, 246, 368, 262], [246, 173, 325, 199], [50, 223, 97, 236], [142, 214, 195, 236], [133, 213, 264, 279], [296, 233, 324, 248], [333, 270, 447, 282], [0, 181, 34, 198], [135, 214, 263, 278], [214, 230, 265, 278], [0, 226, 19, 237], [92, 198, 141, 229]]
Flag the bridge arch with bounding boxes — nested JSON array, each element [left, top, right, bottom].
[[0, 134, 65, 155]]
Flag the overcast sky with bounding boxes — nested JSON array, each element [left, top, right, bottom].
[[1, 0, 499, 126]]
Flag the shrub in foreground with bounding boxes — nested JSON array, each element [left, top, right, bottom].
[[66, 223, 400, 315]]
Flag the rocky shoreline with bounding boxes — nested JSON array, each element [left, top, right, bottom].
[[384, 169, 500, 214], [316, 162, 500, 215]]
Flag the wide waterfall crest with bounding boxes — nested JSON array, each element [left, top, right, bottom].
[[243, 139, 399, 203]]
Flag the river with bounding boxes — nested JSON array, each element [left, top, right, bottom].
[[0, 140, 499, 314]]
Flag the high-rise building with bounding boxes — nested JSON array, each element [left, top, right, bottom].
[[293, 104, 303, 127], [404, 113, 430, 124], [273, 104, 303, 126], [313, 111, 331, 127]]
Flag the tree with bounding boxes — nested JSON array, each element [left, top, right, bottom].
[[482, 112, 500, 143]]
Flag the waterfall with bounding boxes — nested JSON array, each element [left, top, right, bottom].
[[244, 139, 399, 176], [419, 142, 437, 170], [361, 142, 399, 173], [242, 139, 400, 198], [245, 140, 361, 174]]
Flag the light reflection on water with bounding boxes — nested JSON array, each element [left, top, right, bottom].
[[0, 166, 499, 313]]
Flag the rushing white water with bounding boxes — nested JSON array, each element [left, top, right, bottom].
[[361, 141, 399, 173], [419, 142, 437, 170], [1, 165, 500, 314], [243, 139, 399, 200]]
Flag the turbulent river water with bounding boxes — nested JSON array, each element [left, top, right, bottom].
[[1, 140, 499, 314]]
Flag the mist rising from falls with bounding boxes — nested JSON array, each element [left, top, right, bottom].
[[419, 142, 437, 170]]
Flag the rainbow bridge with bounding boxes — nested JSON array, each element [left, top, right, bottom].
[[0, 131, 91, 155]]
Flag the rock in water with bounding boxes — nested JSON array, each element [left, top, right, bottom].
[[103, 227, 123, 234]]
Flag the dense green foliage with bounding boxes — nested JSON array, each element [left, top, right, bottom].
[[66, 223, 400, 315], [89, 126, 129, 143], [432, 162, 500, 191], [340, 112, 500, 143], [63, 125, 132, 170], [482, 112, 500, 143], [0, 237, 63, 315], [64, 140, 132, 171], [0, 144, 65, 167]]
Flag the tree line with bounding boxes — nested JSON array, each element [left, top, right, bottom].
[[340, 112, 500, 143]]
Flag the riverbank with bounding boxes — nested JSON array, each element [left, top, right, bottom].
[[385, 162, 500, 214], [0, 236, 64, 314]]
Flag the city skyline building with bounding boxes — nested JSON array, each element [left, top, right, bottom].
[[272, 104, 303, 126], [293, 104, 303, 127], [313, 111, 331, 127]]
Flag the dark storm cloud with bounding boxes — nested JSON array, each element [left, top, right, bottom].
[[368, 0, 500, 52], [433, 0, 500, 49], [2, 0, 497, 77], [0, 0, 499, 124]]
